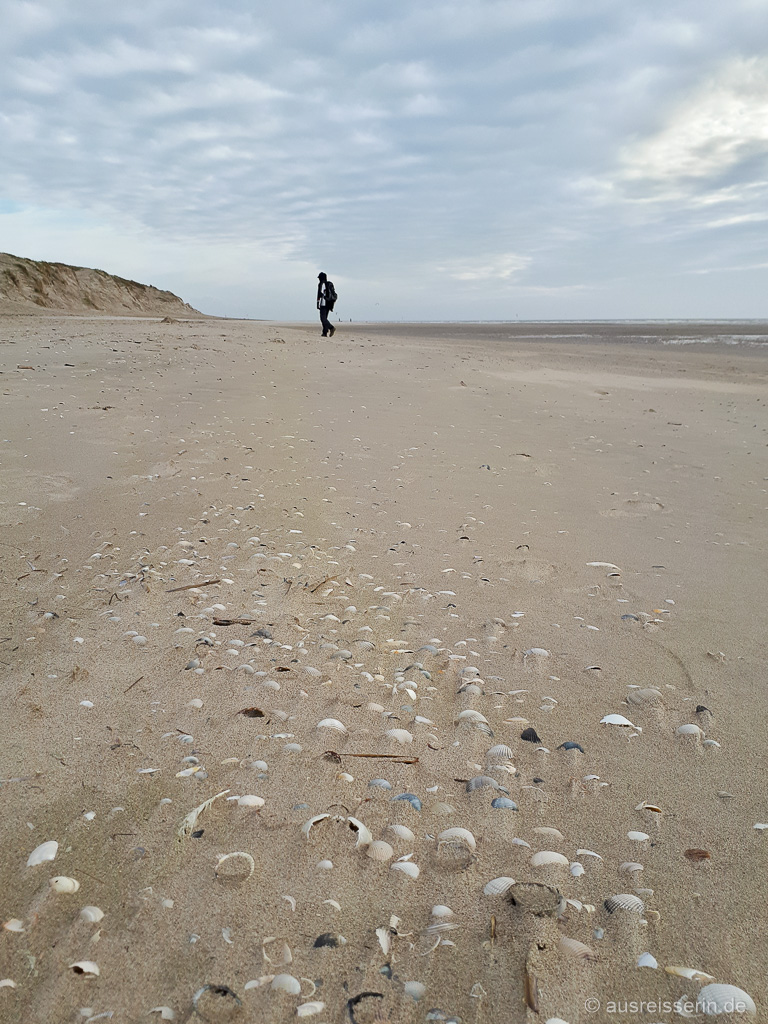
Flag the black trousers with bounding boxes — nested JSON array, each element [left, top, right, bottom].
[[319, 305, 334, 336]]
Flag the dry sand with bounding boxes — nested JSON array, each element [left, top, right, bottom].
[[1, 315, 767, 1023]]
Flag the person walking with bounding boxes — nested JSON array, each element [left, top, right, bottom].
[[317, 272, 336, 337]]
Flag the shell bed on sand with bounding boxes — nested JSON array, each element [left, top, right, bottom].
[[1, 316, 767, 1021]]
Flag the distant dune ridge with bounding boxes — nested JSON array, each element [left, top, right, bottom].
[[0, 252, 203, 316]]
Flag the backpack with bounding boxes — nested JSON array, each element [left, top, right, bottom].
[[325, 280, 338, 307]]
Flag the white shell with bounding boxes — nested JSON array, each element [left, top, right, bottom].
[[697, 983, 756, 1016], [627, 831, 649, 842], [483, 876, 516, 895], [390, 860, 419, 879], [297, 1003, 326, 1018], [437, 827, 476, 850], [301, 813, 330, 838], [404, 981, 426, 1001], [431, 905, 454, 918], [3, 919, 24, 933], [80, 906, 105, 923], [26, 840, 58, 867], [49, 876, 80, 894], [570, 863, 585, 877], [530, 851, 569, 868], [665, 966, 716, 983], [534, 826, 564, 841], [70, 960, 100, 977], [456, 709, 489, 723], [347, 816, 373, 848], [637, 952, 658, 969], [214, 851, 255, 881], [317, 718, 347, 733], [0, 980, 16, 989], [386, 728, 413, 745], [601, 714, 641, 731], [366, 840, 394, 862], [576, 848, 603, 860], [388, 824, 415, 841], [620, 862, 644, 874], [149, 1009, 176, 1020], [237, 795, 265, 808], [604, 893, 645, 914], [317, 860, 333, 870], [677, 723, 703, 737], [271, 974, 301, 994]]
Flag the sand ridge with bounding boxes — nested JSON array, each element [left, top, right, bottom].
[[1, 316, 766, 1022]]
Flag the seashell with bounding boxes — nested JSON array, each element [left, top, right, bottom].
[[570, 863, 585, 877], [524, 648, 549, 657], [576, 848, 603, 860], [390, 860, 420, 879], [604, 894, 644, 914], [627, 831, 649, 842], [676, 723, 703, 737], [521, 727, 542, 743], [391, 792, 422, 811], [635, 801, 663, 813], [149, 1009, 176, 1020], [297, 1003, 326, 1018], [404, 981, 426, 1001], [456, 709, 489, 723], [178, 789, 230, 838], [262, 937, 292, 966], [637, 953, 658, 968], [684, 848, 711, 862], [244, 976, 274, 990], [697, 983, 756, 1017], [530, 851, 569, 869], [619, 862, 644, 874], [49, 876, 80, 894], [336, 772, 354, 782], [484, 876, 516, 895], [386, 728, 414, 745], [301, 813, 330, 838], [535, 826, 564, 840], [438, 827, 476, 850], [388, 824, 415, 841], [70, 961, 100, 977], [317, 718, 348, 733], [665, 965, 716, 983], [317, 860, 334, 870], [0, 980, 16, 989], [366, 840, 394, 862], [346, 817, 372, 849], [491, 797, 519, 810], [368, 778, 392, 790], [626, 687, 663, 706], [487, 743, 515, 760], [558, 936, 598, 961], [431, 904, 454, 918], [215, 852, 255, 884], [3, 919, 24, 933], [467, 775, 507, 793], [80, 906, 104, 923], [600, 714, 641, 731], [271, 974, 301, 995], [26, 840, 58, 867], [430, 801, 455, 815], [558, 741, 584, 752], [237, 795, 265, 808]]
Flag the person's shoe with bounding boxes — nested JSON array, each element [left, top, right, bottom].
[[329, 326, 335, 336]]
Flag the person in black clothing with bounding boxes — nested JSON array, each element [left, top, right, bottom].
[[317, 272, 335, 337]]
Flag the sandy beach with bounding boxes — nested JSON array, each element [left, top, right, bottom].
[[1, 315, 767, 1023]]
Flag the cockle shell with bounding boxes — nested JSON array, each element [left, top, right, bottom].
[[697, 983, 756, 1016], [431, 904, 455, 917], [534, 827, 564, 841], [26, 841, 58, 867], [677, 724, 703, 738], [558, 936, 598, 961], [487, 744, 515, 759], [530, 851, 569, 869], [388, 824, 415, 841], [386, 728, 413, 744], [390, 860, 419, 879], [317, 718, 347, 733], [49, 876, 80, 894], [483, 876, 516, 895], [604, 894, 645, 914], [437, 827, 476, 850], [366, 840, 394, 862]]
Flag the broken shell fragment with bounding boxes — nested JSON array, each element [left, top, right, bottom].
[[601, 714, 641, 732], [390, 860, 420, 879], [237, 795, 265, 808], [26, 841, 58, 867], [215, 852, 255, 885], [70, 961, 100, 977], [665, 966, 716, 983], [297, 1003, 326, 1018], [271, 974, 301, 995]]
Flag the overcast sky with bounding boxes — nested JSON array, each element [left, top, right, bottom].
[[2, 0, 768, 320]]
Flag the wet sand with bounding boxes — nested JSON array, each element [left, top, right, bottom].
[[1, 316, 767, 1022]]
